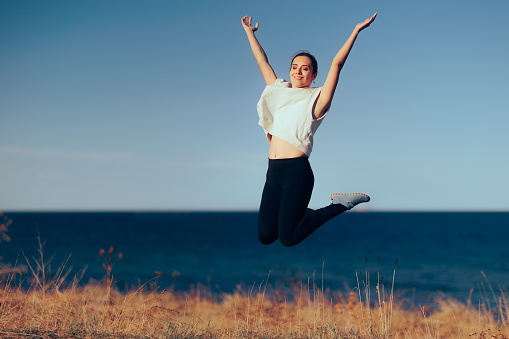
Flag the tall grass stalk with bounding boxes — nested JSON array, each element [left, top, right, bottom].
[[22, 236, 72, 293]]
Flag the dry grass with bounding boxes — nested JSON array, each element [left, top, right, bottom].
[[1, 216, 508, 338], [1, 270, 509, 339]]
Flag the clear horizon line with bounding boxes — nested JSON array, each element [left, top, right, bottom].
[[2, 208, 508, 213]]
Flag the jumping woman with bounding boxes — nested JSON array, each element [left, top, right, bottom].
[[242, 13, 377, 247]]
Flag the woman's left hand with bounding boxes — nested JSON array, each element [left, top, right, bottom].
[[355, 12, 377, 32]]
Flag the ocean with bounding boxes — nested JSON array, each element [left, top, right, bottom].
[[1, 211, 508, 305]]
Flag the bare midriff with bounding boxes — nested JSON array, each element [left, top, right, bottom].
[[267, 134, 306, 159]]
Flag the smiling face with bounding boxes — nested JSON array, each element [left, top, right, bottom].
[[289, 55, 317, 88]]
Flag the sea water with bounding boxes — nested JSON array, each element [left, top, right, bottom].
[[2, 211, 508, 304]]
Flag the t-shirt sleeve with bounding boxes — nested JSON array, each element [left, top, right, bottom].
[[273, 79, 291, 87]]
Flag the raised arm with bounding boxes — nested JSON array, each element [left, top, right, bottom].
[[314, 13, 377, 119], [241, 16, 277, 86]]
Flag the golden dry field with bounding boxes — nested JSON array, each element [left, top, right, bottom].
[[1, 265, 509, 338]]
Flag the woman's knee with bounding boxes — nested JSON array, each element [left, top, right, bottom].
[[257, 211, 279, 245], [258, 233, 277, 245], [278, 236, 298, 247]]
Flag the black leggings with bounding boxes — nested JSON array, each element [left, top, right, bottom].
[[257, 156, 347, 247]]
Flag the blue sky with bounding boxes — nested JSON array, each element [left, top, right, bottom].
[[1, 0, 508, 211]]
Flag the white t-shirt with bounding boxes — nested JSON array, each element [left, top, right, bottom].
[[257, 79, 328, 157]]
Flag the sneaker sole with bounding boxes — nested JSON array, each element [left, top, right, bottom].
[[330, 193, 370, 200]]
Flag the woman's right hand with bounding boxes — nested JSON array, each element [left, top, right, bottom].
[[241, 15, 276, 85], [241, 16, 259, 33]]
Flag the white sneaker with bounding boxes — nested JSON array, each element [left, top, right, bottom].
[[330, 193, 370, 210]]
